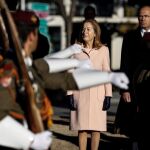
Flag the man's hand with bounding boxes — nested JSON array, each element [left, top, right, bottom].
[[122, 92, 131, 102], [0, 77, 12, 87], [109, 72, 129, 89]]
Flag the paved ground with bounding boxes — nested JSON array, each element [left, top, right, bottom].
[[49, 91, 132, 150]]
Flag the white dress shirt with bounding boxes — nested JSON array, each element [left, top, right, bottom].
[[141, 29, 150, 37]]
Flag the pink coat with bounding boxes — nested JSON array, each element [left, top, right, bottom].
[[70, 45, 112, 131]]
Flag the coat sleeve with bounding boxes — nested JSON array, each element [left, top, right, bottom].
[[102, 46, 112, 97], [120, 32, 132, 93]]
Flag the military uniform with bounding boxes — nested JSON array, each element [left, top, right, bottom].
[[33, 58, 78, 91], [0, 58, 24, 121], [0, 56, 24, 149]]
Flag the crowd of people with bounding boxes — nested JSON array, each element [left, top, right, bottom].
[[2, 1, 150, 150], [0, 1, 129, 150]]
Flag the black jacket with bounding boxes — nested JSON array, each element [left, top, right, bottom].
[[120, 27, 145, 94]]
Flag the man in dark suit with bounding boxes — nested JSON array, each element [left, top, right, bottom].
[[114, 5, 150, 150], [133, 34, 150, 150]]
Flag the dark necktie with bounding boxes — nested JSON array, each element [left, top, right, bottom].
[[143, 32, 150, 50], [143, 32, 150, 41]]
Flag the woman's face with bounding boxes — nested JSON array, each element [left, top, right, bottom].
[[82, 22, 95, 44]]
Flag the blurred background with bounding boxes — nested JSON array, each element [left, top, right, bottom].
[[7, 0, 150, 70]]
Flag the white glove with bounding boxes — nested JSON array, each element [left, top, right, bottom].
[[30, 131, 52, 150], [45, 44, 82, 59], [109, 72, 129, 89], [73, 70, 129, 90], [68, 43, 83, 54], [77, 59, 92, 70]]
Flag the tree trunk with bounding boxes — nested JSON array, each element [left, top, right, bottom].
[[54, 0, 76, 47]]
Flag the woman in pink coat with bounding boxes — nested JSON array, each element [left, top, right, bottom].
[[69, 19, 112, 150]]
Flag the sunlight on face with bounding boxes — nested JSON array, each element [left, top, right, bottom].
[[82, 22, 95, 43], [138, 6, 150, 30], [31, 29, 38, 53]]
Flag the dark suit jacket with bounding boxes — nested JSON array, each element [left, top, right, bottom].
[[115, 28, 146, 138], [120, 27, 145, 94]]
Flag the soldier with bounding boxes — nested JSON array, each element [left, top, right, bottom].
[[0, 49, 52, 150]]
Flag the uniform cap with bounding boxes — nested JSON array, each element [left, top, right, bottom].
[[11, 10, 39, 27]]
